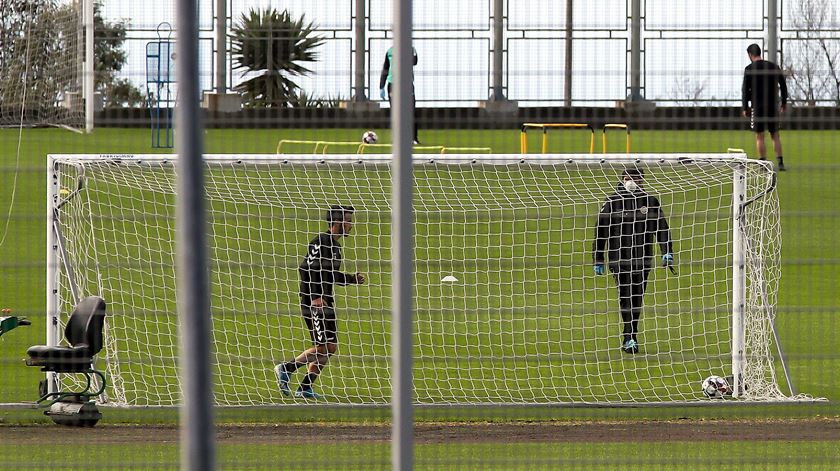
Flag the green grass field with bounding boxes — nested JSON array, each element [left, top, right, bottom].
[[0, 127, 838, 469]]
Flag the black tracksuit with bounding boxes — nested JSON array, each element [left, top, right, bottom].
[[741, 59, 788, 133], [299, 232, 359, 344], [593, 184, 673, 343]]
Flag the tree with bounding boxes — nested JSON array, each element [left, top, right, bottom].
[[93, 2, 145, 108], [0, 0, 144, 120], [668, 74, 709, 106], [229, 8, 324, 108], [0, 0, 77, 121], [784, 0, 840, 106]]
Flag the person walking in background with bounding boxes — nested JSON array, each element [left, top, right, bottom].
[[380, 44, 421, 145], [742, 43, 789, 171]]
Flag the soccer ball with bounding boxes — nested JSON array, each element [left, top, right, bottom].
[[701, 375, 730, 398], [362, 130, 378, 144]]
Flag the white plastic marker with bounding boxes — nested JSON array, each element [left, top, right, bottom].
[[441, 275, 459, 282]]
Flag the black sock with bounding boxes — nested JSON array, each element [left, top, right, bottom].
[[282, 361, 304, 374], [777, 155, 784, 162], [300, 372, 319, 389], [620, 310, 632, 343]]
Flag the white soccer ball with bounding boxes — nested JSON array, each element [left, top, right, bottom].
[[701, 375, 730, 398], [362, 130, 378, 144]]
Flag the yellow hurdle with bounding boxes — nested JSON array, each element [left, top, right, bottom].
[[357, 144, 445, 154], [602, 124, 631, 154], [276, 139, 329, 154], [520, 123, 595, 154], [319, 142, 364, 154], [440, 147, 493, 154]]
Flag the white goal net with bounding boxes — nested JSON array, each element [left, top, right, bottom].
[[0, 0, 84, 129], [48, 153, 795, 406]]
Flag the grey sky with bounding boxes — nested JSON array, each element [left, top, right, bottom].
[[103, 0, 840, 106]]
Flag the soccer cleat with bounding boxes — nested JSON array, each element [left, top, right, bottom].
[[777, 158, 786, 172], [621, 339, 639, 354], [275, 364, 291, 396], [413, 139, 421, 145], [294, 387, 323, 400]]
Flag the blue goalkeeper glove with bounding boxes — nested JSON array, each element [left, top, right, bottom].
[[594, 263, 605, 275], [380, 88, 387, 100], [662, 253, 676, 274]]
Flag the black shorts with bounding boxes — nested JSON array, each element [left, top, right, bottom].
[[301, 304, 337, 345], [750, 109, 779, 133]]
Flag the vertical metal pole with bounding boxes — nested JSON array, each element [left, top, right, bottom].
[[732, 163, 747, 398], [392, 0, 414, 470], [353, 0, 368, 100], [84, 0, 94, 133], [215, 0, 226, 93], [46, 157, 60, 394], [628, 0, 643, 101], [176, 0, 215, 469], [767, 0, 778, 64], [490, 0, 505, 100], [564, 0, 573, 107]]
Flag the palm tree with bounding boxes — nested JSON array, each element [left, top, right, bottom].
[[229, 8, 324, 108]]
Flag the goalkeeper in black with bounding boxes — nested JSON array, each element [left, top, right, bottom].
[[742, 43, 789, 171], [592, 167, 673, 354], [275, 205, 366, 399]]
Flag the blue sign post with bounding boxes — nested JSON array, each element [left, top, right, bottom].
[[146, 23, 176, 148]]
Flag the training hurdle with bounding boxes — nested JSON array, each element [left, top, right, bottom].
[[276, 139, 331, 154], [520, 123, 595, 154], [440, 147, 493, 154], [277, 139, 490, 155], [602, 124, 631, 154]]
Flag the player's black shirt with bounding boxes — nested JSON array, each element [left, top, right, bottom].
[[299, 232, 357, 306], [593, 184, 673, 271], [742, 60, 788, 113]]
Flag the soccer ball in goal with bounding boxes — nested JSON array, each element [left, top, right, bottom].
[[47, 153, 797, 406], [702, 375, 731, 398], [362, 130, 378, 144]]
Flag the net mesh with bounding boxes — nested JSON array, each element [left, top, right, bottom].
[[50, 154, 794, 405]]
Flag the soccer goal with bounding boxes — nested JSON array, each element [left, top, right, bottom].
[[0, 0, 93, 131], [47, 153, 802, 406]]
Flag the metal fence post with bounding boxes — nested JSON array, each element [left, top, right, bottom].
[[176, 0, 215, 469]]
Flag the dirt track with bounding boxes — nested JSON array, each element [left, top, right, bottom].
[[3, 418, 840, 444]]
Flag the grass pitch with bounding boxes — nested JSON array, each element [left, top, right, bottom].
[[0, 126, 838, 468]]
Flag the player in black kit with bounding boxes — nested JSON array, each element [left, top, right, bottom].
[[742, 43, 789, 171], [593, 168, 674, 354], [275, 205, 366, 399]]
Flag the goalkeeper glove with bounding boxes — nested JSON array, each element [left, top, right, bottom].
[[594, 263, 605, 275], [662, 253, 674, 266], [380, 88, 387, 100]]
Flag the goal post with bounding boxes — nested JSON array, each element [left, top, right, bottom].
[[46, 153, 805, 406]]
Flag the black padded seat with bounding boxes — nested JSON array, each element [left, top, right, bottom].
[[26, 296, 106, 373]]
